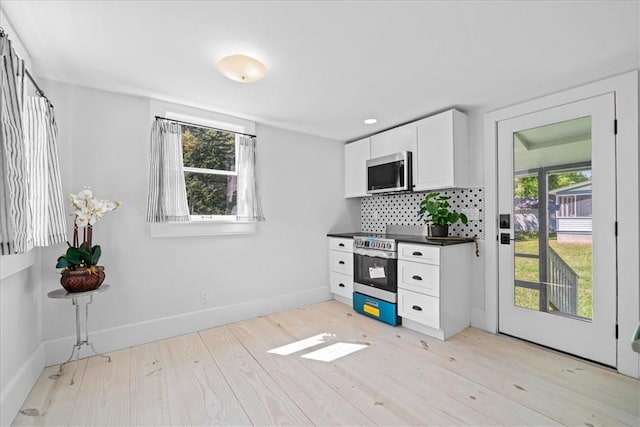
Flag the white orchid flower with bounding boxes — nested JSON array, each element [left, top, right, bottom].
[[76, 214, 89, 227], [105, 200, 120, 211], [77, 188, 93, 200], [67, 187, 120, 228]]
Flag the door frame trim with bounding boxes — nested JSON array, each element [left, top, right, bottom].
[[483, 70, 639, 378]]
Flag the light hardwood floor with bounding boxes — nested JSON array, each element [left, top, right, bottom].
[[13, 300, 640, 426]]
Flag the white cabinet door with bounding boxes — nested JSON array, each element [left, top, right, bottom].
[[328, 237, 353, 252], [399, 260, 440, 297], [398, 243, 440, 265], [370, 124, 417, 159], [344, 138, 370, 198], [414, 109, 468, 191], [330, 272, 353, 299], [329, 250, 353, 275], [399, 288, 440, 329]]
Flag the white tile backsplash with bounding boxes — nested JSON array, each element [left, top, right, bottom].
[[361, 188, 485, 239]]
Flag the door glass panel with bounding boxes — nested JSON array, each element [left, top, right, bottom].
[[513, 116, 593, 320]]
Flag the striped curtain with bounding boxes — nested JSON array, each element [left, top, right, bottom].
[[236, 135, 265, 222], [0, 35, 31, 254], [23, 97, 66, 247], [146, 119, 190, 222]]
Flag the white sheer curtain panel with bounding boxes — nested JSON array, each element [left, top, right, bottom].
[[0, 35, 31, 254], [236, 135, 265, 222], [146, 119, 190, 222], [23, 96, 66, 247]]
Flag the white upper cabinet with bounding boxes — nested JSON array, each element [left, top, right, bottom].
[[344, 137, 370, 198], [414, 109, 469, 191], [343, 109, 469, 198], [370, 124, 417, 159]]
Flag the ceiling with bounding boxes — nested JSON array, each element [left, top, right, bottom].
[[1, 1, 638, 141], [514, 116, 591, 171]]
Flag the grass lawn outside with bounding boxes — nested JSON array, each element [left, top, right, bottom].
[[514, 238, 593, 319]]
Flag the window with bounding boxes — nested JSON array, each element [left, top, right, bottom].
[[147, 102, 263, 237], [558, 194, 592, 218], [181, 125, 238, 219]]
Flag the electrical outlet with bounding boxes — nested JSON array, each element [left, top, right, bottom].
[[200, 290, 209, 303]]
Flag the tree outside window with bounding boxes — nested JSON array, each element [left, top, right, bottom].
[[181, 125, 237, 217]]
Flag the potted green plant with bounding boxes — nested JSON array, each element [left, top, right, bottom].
[[418, 192, 468, 237], [56, 187, 120, 293]]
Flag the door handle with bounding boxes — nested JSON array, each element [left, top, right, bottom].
[[500, 233, 515, 245], [412, 275, 422, 281], [338, 283, 345, 288], [339, 260, 345, 265], [412, 305, 423, 311], [338, 243, 345, 247], [412, 251, 423, 256]]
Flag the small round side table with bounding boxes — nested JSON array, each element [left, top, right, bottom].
[[47, 284, 112, 385]]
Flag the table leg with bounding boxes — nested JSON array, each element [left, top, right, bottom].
[[58, 295, 110, 385], [85, 296, 111, 362]]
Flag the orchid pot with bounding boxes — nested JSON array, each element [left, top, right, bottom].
[[56, 187, 120, 293]]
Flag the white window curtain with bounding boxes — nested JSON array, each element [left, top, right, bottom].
[[0, 33, 67, 255], [146, 119, 190, 222], [236, 135, 265, 222], [1, 35, 31, 254], [23, 96, 66, 247]]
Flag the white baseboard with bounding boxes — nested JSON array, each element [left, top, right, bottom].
[[0, 343, 44, 427], [470, 308, 487, 331], [44, 286, 332, 366], [402, 318, 446, 341], [332, 294, 352, 306]]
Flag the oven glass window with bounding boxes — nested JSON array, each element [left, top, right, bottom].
[[354, 253, 397, 293], [368, 161, 404, 191]]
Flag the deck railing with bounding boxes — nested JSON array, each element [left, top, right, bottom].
[[546, 247, 579, 315]]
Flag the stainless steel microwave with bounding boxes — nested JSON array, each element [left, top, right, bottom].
[[366, 151, 412, 194]]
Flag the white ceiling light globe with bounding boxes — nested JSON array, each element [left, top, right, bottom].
[[218, 54, 267, 83]]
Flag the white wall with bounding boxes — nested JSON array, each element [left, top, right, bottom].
[[0, 10, 46, 427], [38, 79, 360, 365]]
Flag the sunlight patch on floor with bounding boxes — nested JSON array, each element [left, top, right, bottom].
[[267, 333, 369, 362], [301, 342, 368, 362], [267, 333, 334, 356]]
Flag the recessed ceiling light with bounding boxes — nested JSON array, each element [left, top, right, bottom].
[[218, 54, 267, 83], [364, 118, 377, 125]]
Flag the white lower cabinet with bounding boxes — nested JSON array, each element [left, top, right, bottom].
[[399, 289, 439, 329], [330, 272, 353, 300], [398, 242, 471, 340], [328, 237, 354, 304]]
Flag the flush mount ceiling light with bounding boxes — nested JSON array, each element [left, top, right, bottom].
[[364, 118, 377, 124], [218, 54, 267, 83]]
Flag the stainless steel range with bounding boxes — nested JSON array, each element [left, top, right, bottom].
[[352, 235, 400, 326]]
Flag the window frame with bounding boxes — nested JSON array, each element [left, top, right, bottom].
[[148, 100, 257, 237], [180, 123, 240, 220]]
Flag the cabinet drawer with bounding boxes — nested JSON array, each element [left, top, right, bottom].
[[398, 260, 439, 297], [398, 288, 440, 329], [329, 250, 353, 275], [398, 243, 440, 265], [353, 292, 399, 326], [330, 272, 353, 299], [329, 237, 353, 252]]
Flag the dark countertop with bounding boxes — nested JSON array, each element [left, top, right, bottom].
[[327, 232, 475, 246]]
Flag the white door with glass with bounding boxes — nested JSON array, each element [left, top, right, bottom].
[[497, 93, 617, 367]]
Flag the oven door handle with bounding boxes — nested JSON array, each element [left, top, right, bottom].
[[353, 247, 397, 259]]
